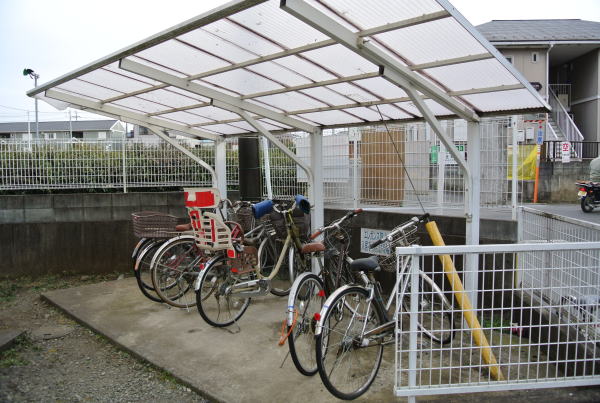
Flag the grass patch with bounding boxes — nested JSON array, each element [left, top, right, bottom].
[[0, 335, 34, 368]]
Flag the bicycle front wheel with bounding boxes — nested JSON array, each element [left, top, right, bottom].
[[316, 287, 385, 400], [287, 273, 325, 376], [195, 257, 251, 327], [402, 273, 454, 344], [151, 237, 201, 308]]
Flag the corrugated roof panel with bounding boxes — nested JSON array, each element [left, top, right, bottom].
[[56, 80, 122, 100], [299, 86, 356, 106], [351, 77, 408, 100], [202, 19, 283, 56], [111, 97, 172, 114], [246, 61, 313, 87], [78, 68, 154, 93], [311, 0, 444, 31], [201, 123, 252, 135], [228, 2, 330, 48], [30, 0, 549, 137], [254, 92, 328, 112], [373, 17, 487, 65], [325, 81, 380, 103], [299, 110, 363, 125], [424, 59, 520, 92], [202, 69, 283, 95], [178, 29, 257, 64], [462, 88, 542, 112], [137, 88, 209, 109], [275, 55, 337, 82], [342, 106, 386, 121], [157, 111, 214, 126], [185, 105, 240, 121], [301, 44, 379, 76]]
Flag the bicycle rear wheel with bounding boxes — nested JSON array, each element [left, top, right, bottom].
[[151, 236, 202, 308], [316, 287, 385, 400], [134, 238, 166, 303], [287, 273, 325, 376], [195, 257, 251, 327]]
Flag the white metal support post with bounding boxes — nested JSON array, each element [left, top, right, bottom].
[[215, 140, 227, 201], [512, 116, 519, 220], [465, 121, 481, 309], [310, 128, 324, 234]]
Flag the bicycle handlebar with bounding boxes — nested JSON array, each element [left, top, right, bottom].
[[309, 208, 363, 240], [368, 213, 429, 249]]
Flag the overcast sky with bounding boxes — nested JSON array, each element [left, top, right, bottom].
[[1, 0, 599, 122]]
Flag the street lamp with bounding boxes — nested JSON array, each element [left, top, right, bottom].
[[23, 68, 39, 139]]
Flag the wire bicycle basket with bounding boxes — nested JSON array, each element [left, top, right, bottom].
[[378, 220, 420, 272], [131, 211, 178, 238]]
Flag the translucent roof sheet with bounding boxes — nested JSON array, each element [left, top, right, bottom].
[[29, 0, 549, 138]]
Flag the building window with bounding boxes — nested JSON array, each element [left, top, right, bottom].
[[505, 55, 514, 64], [531, 52, 539, 63], [0, 133, 10, 139], [72, 131, 83, 139]]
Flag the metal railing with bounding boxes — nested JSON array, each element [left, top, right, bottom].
[[548, 88, 584, 146], [549, 84, 571, 107], [395, 241, 600, 399], [543, 141, 598, 161]]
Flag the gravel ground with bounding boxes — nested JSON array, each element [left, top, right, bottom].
[[0, 275, 209, 403]]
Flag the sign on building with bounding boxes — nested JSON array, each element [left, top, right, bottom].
[[561, 141, 571, 163]]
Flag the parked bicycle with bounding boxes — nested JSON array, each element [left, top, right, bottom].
[[284, 208, 362, 376], [314, 214, 454, 400], [194, 195, 312, 327], [131, 211, 193, 303]]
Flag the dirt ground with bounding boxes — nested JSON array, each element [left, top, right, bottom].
[[0, 274, 209, 402]]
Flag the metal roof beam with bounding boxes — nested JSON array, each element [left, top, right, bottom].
[[410, 53, 493, 71], [358, 10, 450, 37], [281, 0, 480, 122], [119, 58, 317, 133], [43, 89, 222, 142]]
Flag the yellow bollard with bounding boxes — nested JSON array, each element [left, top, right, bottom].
[[425, 221, 505, 381]]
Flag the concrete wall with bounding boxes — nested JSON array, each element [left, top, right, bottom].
[[0, 192, 517, 278], [0, 192, 188, 278], [538, 160, 589, 202]]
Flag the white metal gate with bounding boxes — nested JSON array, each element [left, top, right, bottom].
[[395, 242, 600, 399]]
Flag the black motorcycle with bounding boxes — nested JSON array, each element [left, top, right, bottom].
[[576, 181, 600, 212]]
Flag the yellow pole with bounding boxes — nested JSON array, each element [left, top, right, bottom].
[[425, 221, 505, 381]]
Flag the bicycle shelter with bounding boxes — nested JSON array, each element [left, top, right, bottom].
[[27, 0, 549, 295]]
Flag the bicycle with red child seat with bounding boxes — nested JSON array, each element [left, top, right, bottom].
[[284, 208, 362, 376], [194, 196, 312, 327]]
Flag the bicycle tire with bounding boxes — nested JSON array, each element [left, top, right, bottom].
[[134, 238, 166, 303], [195, 256, 251, 327], [150, 236, 202, 308], [287, 273, 325, 376], [316, 286, 385, 400], [401, 272, 454, 345]]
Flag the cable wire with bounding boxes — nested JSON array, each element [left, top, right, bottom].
[[374, 104, 426, 215]]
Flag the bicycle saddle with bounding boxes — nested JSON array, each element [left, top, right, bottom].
[[349, 256, 380, 272], [300, 242, 326, 254]]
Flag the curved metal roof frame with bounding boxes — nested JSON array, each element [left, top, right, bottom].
[[27, 0, 550, 141]]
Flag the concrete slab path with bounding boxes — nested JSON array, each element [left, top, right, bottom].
[[43, 278, 600, 403]]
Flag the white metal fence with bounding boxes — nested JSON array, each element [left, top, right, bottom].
[[2, 118, 526, 209], [394, 242, 600, 399]]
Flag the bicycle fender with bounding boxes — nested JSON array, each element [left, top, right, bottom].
[[132, 238, 150, 260], [194, 255, 224, 291], [286, 272, 323, 326], [314, 284, 358, 336], [149, 234, 196, 275]]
